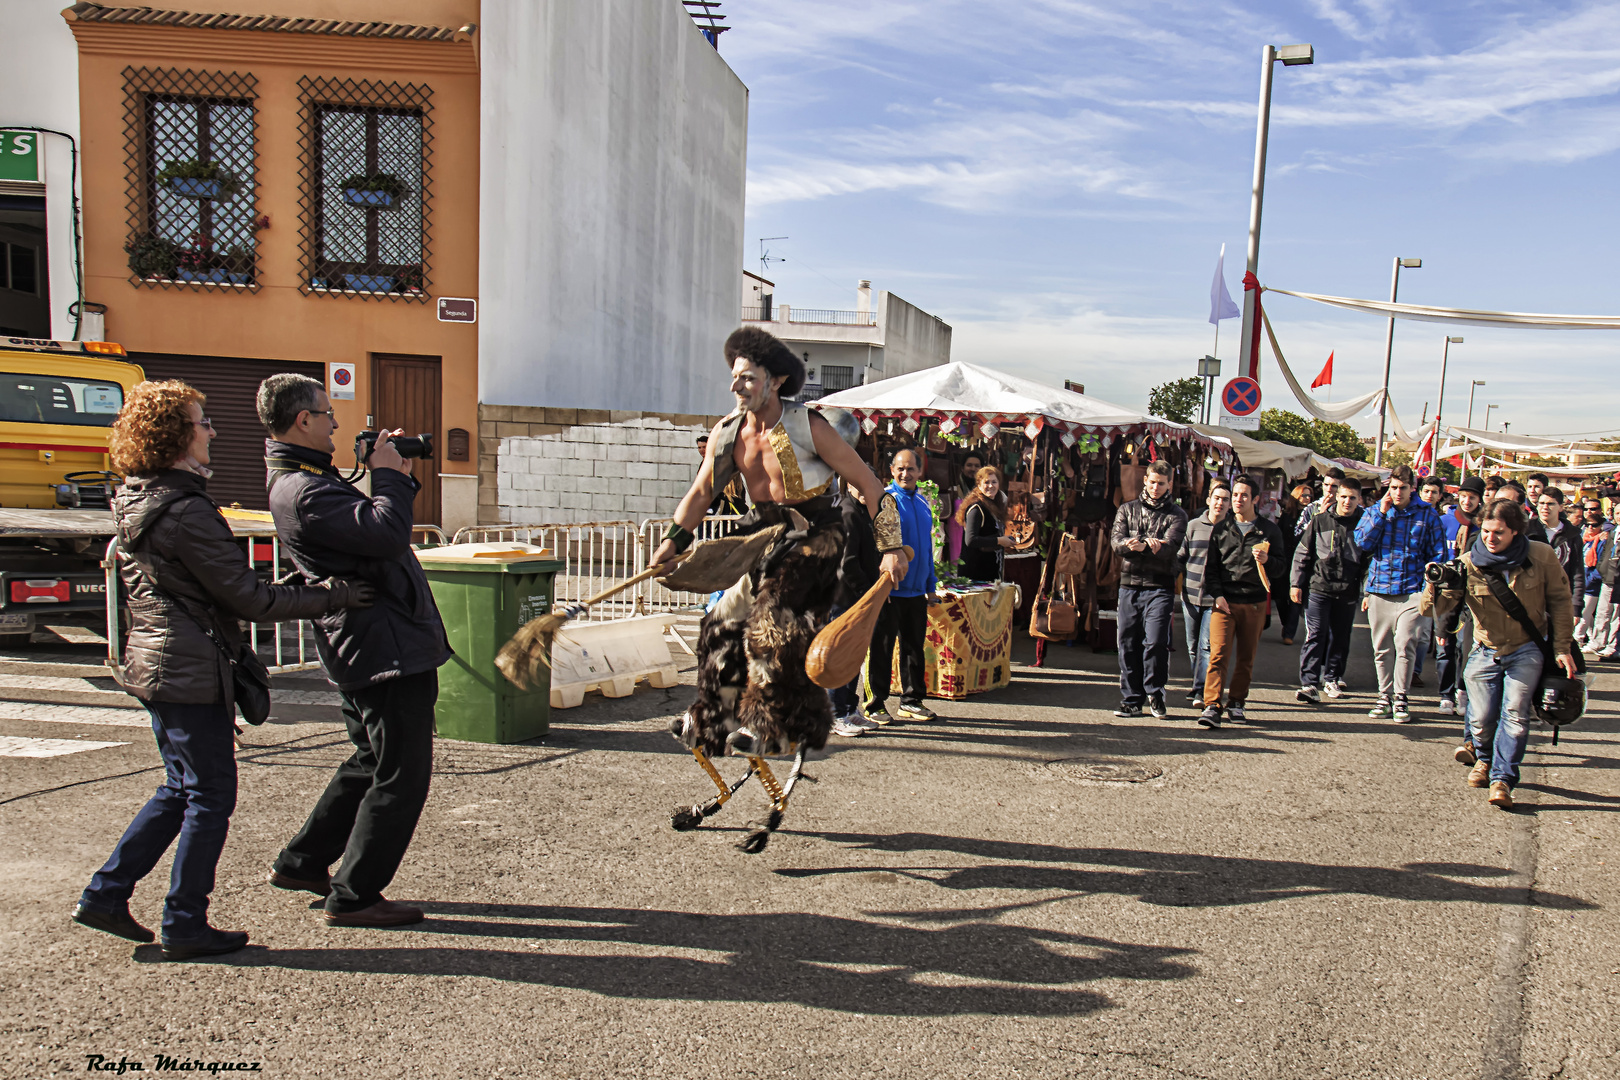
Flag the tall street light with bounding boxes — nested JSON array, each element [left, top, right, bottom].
[[1463, 378, 1486, 479], [1237, 42, 1314, 385], [1484, 403, 1498, 434], [1373, 256, 1423, 466], [1431, 335, 1462, 473]]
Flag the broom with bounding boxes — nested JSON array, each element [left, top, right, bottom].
[[496, 552, 689, 690]]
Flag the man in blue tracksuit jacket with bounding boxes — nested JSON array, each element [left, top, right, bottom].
[[864, 449, 939, 722]]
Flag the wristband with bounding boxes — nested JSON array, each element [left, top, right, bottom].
[[663, 522, 695, 554]]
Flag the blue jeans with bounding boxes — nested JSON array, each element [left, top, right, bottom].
[[1117, 586, 1174, 705], [82, 700, 238, 939], [1299, 592, 1356, 688], [1182, 600, 1212, 692], [1437, 607, 1473, 706], [1465, 642, 1543, 788]]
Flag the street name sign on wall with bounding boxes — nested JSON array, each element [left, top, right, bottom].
[[437, 297, 476, 323], [0, 132, 42, 183], [1219, 376, 1262, 431]]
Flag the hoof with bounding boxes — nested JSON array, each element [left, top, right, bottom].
[[671, 805, 703, 831], [737, 827, 771, 855]]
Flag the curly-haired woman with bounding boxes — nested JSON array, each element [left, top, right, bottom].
[[955, 465, 1013, 582], [73, 380, 373, 960]]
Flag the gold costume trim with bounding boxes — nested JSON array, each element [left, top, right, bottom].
[[872, 492, 903, 552], [767, 421, 832, 502]]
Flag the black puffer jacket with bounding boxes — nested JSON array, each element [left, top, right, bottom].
[[265, 441, 450, 690], [115, 470, 346, 704], [1109, 493, 1189, 590], [1290, 507, 1366, 599], [1206, 514, 1285, 605]]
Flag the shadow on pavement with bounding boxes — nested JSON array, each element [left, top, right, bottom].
[[776, 831, 1597, 911], [135, 904, 1198, 1016]]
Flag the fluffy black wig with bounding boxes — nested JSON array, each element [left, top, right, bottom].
[[724, 326, 805, 399]]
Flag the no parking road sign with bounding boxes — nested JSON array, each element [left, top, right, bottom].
[[1219, 376, 1262, 431]]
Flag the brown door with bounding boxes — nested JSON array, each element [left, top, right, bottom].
[[371, 353, 441, 525]]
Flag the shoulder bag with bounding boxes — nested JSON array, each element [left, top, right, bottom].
[[1477, 565, 1585, 743]]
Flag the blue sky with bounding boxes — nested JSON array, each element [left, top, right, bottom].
[[721, 0, 1620, 439]]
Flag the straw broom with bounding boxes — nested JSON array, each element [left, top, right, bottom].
[[496, 552, 689, 690]]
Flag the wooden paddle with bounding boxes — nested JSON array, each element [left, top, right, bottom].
[[806, 545, 914, 689]]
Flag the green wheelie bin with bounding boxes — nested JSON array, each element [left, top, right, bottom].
[[417, 546, 566, 743]]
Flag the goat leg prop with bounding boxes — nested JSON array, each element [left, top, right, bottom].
[[670, 748, 755, 832]]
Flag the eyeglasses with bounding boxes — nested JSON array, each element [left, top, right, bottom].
[[192, 417, 214, 430], [304, 409, 336, 421]]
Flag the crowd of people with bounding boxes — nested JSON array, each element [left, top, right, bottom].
[[1112, 462, 1594, 810]]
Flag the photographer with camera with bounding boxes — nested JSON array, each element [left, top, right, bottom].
[[1421, 499, 1577, 810], [256, 374, 450, 927]]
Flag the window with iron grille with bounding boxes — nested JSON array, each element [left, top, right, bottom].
[[298, 76, 432, 302], [122, 68, 259, 292], [821, 365, 856, 394]]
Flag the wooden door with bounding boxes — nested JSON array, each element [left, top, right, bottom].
[[371, 354, 442, 525]]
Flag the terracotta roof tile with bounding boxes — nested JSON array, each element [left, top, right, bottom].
[[63, 2, 470, 42]]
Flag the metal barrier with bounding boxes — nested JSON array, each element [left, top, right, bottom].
[[634, 515, 744, 615], [413, 525, 449, 546], [451, 520, 642, 621]]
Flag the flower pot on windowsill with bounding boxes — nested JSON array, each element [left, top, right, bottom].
[[343, 188, 398, 209], [342, 273, 395, 292], [176, 267, 229, 283], [169, 178, 224, 200]]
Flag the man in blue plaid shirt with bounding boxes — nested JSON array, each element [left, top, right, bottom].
[[1354, 464, 1447, 721]]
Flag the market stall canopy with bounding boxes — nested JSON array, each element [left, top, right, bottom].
[[1191, 424, 1314, 478], [811, 361, 1223, 451]]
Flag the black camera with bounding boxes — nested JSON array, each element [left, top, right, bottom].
[[1424, 559, 1466, 590], [355, 430, 434, 464]]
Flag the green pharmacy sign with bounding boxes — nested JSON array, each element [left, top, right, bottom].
[[0, 131, 42, 183]]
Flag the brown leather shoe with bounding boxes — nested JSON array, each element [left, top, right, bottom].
[[1467, 761, 1490, 788], [324, 899, 424, 928], [1488, 781, 1514, 810], [268, 869, 332, 897]]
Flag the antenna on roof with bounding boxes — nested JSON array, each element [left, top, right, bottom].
[[759, 236, 787, 277]]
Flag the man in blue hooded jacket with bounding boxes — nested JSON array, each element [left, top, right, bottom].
[[864, 449, 939, 722]]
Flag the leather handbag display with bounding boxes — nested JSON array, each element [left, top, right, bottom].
[[1054, 532, 1088, 577]]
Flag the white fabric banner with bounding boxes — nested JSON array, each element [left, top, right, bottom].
[[1258, 307, 1385, 423], [1445, 425, 1573, 452], [1264, 287, 1620, 330], [1209, 244, 1240, 325], [1477, 454, 1620, 476]]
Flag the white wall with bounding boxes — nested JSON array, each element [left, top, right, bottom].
[[880, 292, 953, 378], [1, 1, 82, 339], [479, 0, 748, 415], [496, 416, 705, 523]]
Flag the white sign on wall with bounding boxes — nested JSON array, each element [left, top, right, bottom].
[[329, 362, 356, 401]]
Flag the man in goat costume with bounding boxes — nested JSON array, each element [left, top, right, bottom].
[[647, 327, 908, 853]]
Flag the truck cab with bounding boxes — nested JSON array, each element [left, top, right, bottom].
[[0, 337, 144, 646]]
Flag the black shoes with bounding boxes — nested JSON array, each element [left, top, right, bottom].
[[324, 899, 425, 928], [1147, 693, 1168, 719], [72, 902, 154, 944], [161, 926, 249, 960], [1197, 705, 1223, 729], [268, 869, 332, 896], [1113, 701, 1143, 718]]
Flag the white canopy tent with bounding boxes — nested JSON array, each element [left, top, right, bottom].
[[1191, 425, 1313, 478], [811, 361, 1225, 452]]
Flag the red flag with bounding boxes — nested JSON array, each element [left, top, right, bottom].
[[1311, 352, 1334, 390]]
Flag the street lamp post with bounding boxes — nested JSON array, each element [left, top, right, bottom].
[[1431, 335, 1462, 474], [1463, 379, 1486, 479], [1237, 43, 1314, 387], [1373, 256, 1423, 467], [1484, 404, 1498, 435]]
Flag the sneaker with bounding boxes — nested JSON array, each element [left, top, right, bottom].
[[1468, 760, 1490, 788], [1226, 704, 1247, 723], [831, 717, 864, 738], [1392, 698, 1413, 723], [862, 705, 894, 726], [896, 702, 936, 721], [1454, 742, 1477, 766], [853, 713, 883, 732], [1488, 780, 1514, 810], [1322, 681, 1344, 700], [1113, 701, 1143, 718], [1296, 685, 1321, 704], [1411, 672, 1425, 688], [1147, 693, 1168, 720], [1437, 699, 1457, 717], [1185, 690, 1201, 707], [1368, 697, 1393, 720], [1600, 653, 1620, 663], [1196, 705, 1223, 728]]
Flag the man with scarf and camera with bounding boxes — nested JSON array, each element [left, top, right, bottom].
[[1421, 498, 1577, 810]]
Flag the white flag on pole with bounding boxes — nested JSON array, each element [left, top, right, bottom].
[[1209, 243, 1240, 325]]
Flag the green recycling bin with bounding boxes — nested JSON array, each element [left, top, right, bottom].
[[418, 546, 566, 743]]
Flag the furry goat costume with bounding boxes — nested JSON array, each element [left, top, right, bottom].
[[675, 498, 851, 758]]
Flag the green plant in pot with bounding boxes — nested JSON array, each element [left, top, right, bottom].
[[340, 172, 409, 209], [125, 233, 181, 279], [157, 159, 244, 200]]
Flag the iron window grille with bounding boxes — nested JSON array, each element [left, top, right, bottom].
[[122, 67, 259, 293], [298, 76, 433, 302]]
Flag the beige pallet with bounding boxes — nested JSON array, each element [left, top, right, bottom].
[[550, 664, 679, 709]]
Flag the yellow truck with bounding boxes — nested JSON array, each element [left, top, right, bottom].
[[0, 337, 144, 646]]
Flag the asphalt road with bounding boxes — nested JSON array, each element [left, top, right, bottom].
[[2, 616, 1616, 1079]]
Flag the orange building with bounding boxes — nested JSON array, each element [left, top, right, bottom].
[[66, 1, 480, 526]]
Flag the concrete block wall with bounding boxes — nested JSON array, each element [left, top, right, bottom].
[[478, 405, 728, 525]]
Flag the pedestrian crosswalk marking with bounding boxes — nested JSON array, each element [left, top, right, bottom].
[[0, 703, 151, 727], [0, 735, 127, 757]]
